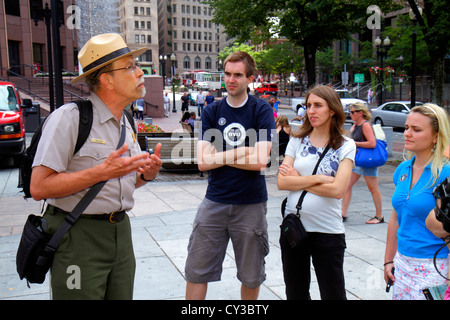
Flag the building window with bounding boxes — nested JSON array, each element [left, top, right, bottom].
[[184, 57, 191, 69], [134, 7, 138, 15], [173, 17, 176, 25], [141, 21, 145, 29], [5, 0, 20, 16], [143, 50, 152, 62], [147, 35, 151, 43], [195, 57, 201, 69], [135, 35, 140, 43], [147, 21, 151, 29], [205, 57, 211, 69], [141, 35, 145, 43], [135, 21, 139, 29], [146, 7, 150, 15]]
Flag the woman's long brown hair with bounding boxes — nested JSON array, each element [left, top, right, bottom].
[[292, 85, 346, 150]]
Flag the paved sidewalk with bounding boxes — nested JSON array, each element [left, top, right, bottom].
[[0, 99, 400, 300], [0, 166, 398, 301]]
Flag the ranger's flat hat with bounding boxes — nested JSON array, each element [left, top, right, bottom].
[[71, 33, 147, 84]]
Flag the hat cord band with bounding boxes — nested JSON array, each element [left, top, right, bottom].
[[82, 47, 131, 73]]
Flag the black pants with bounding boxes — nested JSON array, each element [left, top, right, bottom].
[[280, 232, 347, 300]]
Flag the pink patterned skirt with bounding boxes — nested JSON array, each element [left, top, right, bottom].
[[393, 252, 449, 300]]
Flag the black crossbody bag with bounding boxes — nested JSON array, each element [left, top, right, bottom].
[[16, 116, 127, 286], [280, 145, 330, 248]]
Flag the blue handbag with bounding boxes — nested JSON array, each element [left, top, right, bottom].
[[355, 139, 388, 168]]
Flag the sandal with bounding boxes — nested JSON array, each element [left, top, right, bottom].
[[366, 216, 384, 224]]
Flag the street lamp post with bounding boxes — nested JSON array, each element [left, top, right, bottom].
[[398, 55, 404, 100], [170, 53, 177, 113], [51, 0, 64, 109], [409, 7, 422, 109], [159, 54, 167, 87], [32, 2, 55, 112], [375, 35, 391, 106]]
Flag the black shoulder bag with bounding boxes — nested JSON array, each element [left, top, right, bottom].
[[16, 114, 127, 286], [280, 145, 330, 248]]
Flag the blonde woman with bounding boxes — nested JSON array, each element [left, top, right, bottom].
[[342, 102, 383, 223], [384, 103, 450, 300]]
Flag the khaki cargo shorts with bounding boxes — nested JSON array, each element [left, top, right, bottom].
[[185, 198, 269, 289]]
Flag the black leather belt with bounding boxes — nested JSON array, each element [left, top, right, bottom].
[[48, 205, 126, 223]]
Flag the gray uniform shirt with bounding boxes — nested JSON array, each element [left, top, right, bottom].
[[33, 93, 141, 214]]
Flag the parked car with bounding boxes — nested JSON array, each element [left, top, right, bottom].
[[291, 97, 306, 112], [254, 83, 278, 95], [196, 81, 209, 90], [370, 101, 424, 128], [335, 89, 367, 118], [0, 81, 26, 165]]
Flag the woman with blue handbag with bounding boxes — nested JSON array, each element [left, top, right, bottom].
[[342, 102, 384, 224]]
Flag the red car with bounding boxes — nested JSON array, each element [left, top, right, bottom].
[[254, 83, 278, 95], [0, 81, 26, 165]]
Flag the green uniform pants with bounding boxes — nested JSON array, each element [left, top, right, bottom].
[[43, 206, 136, 300]]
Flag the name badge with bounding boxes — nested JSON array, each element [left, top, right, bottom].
[[91, 138, 106, 144]]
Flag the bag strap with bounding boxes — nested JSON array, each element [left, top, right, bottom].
[[74, 100, 94, 155], [295, 144, 331, 216], [37, 114, 127, 264]]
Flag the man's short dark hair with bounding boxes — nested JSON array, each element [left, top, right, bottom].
[[223, 51, 256, 78]]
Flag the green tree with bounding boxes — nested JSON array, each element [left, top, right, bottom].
[[209, 0, 396, 88], [407, 0, 450, 109]]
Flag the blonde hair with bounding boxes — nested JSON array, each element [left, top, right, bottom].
[[351, 102, 371, 121], [276, 115, 290, 127], [406, 103, 450, 186]]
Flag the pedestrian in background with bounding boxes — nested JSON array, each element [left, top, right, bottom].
[[181, 92, 189, 112], [384, 103, 450, 300], [136, 97, 144, 120], [163, 92, 170, 117], [205, 91, 215, 106], [276, 115, 292, 158], [341, 102, 383, 224], [30, 33, 162, 299], [196, 89, 206, 117], [185, 51, 275, 300], [278, 85, 356, 300], [367, 88, 373, 104]]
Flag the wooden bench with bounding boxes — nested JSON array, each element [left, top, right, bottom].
[[138, 132, 198, 170]]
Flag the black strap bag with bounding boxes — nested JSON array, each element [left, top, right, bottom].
[[280, 145, 330, 248], [16, 115, 127, 286]]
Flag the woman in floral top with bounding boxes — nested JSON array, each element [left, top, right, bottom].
[[278, 85, 356, 300]]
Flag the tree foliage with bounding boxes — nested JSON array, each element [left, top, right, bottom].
[[209, 0, 396, 88]]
